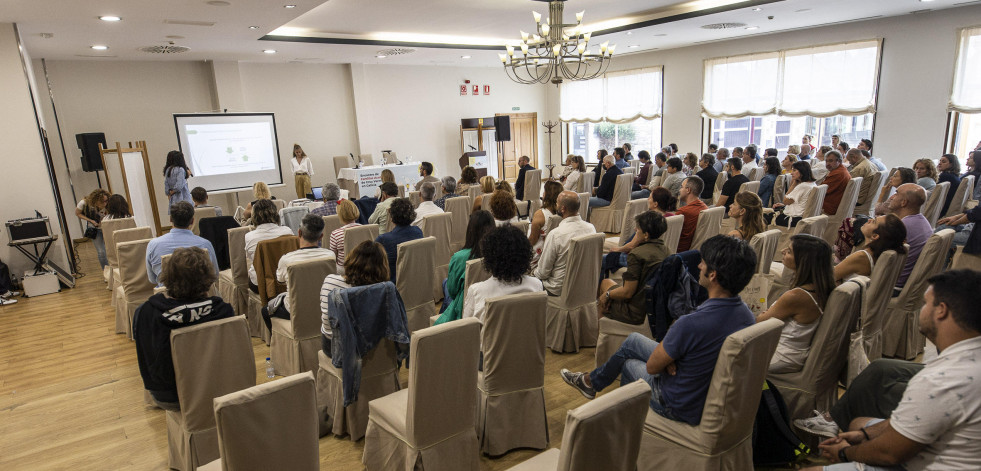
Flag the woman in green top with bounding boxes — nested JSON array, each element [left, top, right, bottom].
[[435, 210, 496, 324]]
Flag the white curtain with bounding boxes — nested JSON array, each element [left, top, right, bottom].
[[949, 26, 981, 113], [702, 40, 881, 119], [559, 66, 662, 123]]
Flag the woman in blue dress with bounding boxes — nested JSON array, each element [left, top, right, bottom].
[[163, 150, 193, 212]]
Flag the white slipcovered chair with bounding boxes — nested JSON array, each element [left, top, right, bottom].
[[748, 229, 781, 275], [191, 207, 218, 235], [445, 196, 471, 252], [320, 215, 342, 247], [853, 170, 885, 217], [603, 199, 648, 253], [545, 233, 604, 353], [101, 216, 137, 292], [270, 255, 335, 376], [419, 213, 453, 303], [822, 177, 862, 245], [660, 214, 684, 254], [848, 249, 906, 370], [396, 237, 437, 333], [113, 233, 154, 339], [217, 226, 250, 319], [945, 175, 975, 217], [689, 206, 725, 251], [316, 339, 401, 441], [589, 174, 633, 233], [922, 181, 950, 229], [576, 192, 589, 221]]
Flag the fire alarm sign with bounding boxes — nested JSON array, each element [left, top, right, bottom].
[[483, 85, 490, 95], [472, 84, 479, 96], [460, 85, 467, 96]]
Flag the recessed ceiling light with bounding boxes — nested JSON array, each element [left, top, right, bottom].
[[628, 44, 640, 48], [206, 0, 231, 5], [91, 45, 109, 50], [166, 35, 185, 39], [654, 33, 667, 37], [626, 31, 633, 35], [263, 49, 276, 54], [284, 4, 296, 8], [99, 16, 121, 22], [752, 8, 762, 11], [746, 26, 759, 30], [461, 55, 471, 59], [919, 0, 935, 2], [249, 25, 260, 29], [796, 8, 811, 12], [375, 55, 386, 58]]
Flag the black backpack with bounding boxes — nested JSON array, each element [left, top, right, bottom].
[[752, 380, 810, 467]]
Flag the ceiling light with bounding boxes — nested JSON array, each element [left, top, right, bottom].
[[796, 8, 811, 12], [461, 55, 471, 59], [284, 4, 296, 8], [99, 16, 121, 22], [249, 26, 260, 29], [263, 49, 276, 54], [628, 45, 640, 48], [919, 0, 935, 2], [752, 8, 762, 11], [626, 31, 633, 35], [206, 0, 231, 5], [90, 45, 109, 50], [654, 33, 667, 37], [375, 55, 386, 58], [745, 26, 759, 30]]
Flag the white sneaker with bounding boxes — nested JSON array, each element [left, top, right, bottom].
[[0, 297, 17, 306], [793, 410, 838, 438], [1, 290, 20, 298]]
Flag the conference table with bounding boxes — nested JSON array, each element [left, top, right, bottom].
[[337, 163, 420, 199]]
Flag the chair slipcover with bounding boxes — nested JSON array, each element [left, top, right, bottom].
[[218, 226, 250, 320], [545, 214, 563, 237], [113, 235, 153, 339], [199, 372, 318, 471], [923, 182, 950, 229], [773, 213, 830, 263], [747, 229, 781, 275], [649, 175, 663, 191], [690, 206, 725, 251], [481, 192, 493, 212], [638, 319, 784, 471], [857, 250, 906, 362], [102, 217, 137, 290], [546, 233, 604, 352], [822, 177, 862, 245], [579, 172, 594, 193], [477, 292, 549, 456], [272, 199, 286, 212], [738, 180, 760, 195], [397, 237, 438, 333], [445, 197, 471, 252], [343, 224, 379, 260], [467, 185, 481, 207], [167, 316, 256, 471], [191, 207, 218, 235], [317, 340, 401, 440], [519, 169, 543, 218], [590, 174, 633, 233], [321, 215, 342, 247], [882, 230, 955, 359], [409, 191, 421, 208], [660, 214, 684, 254], [768, 282, 863, 433], [712, 171, 728, 204], [945, 175, 975, 217], [604, 199, 648, 253], [464, 258, 492, 296], [360, 153, 374, 166], [363, 318, 482, 471], [111, 226, 153, 328], [253, 235, 300, 304], [420, 213, 453, 303], [749, 167, 764, 181], [576, 192, 590, 221], [271, 255, 335, 376], [595, 316, 654, 368], [772, 174, 788, 207], [952, 245, 981, 270], [278, 206, 309, 235], [853, 170, 886, 217], [333, 156, 350, 179]]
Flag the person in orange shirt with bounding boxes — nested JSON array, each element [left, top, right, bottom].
[[821, 150, 852, 215], [676, 176, 708, 252]]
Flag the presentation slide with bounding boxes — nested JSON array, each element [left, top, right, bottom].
[[174, 113, 284, 193]]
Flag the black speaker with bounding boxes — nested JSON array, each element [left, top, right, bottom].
[[76, 132, 106, 172], [494, 116, 511, 142]]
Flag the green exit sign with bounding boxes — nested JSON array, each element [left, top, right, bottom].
[[512, 106, 520, 111]]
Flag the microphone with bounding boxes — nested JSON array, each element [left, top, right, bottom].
[[468, 145, 476, 151], [350, 153, 358, 168]]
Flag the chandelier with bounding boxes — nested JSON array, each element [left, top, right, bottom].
[[500, 0, 616, 85]]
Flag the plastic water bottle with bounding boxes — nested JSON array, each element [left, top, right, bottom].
[[265, 357, 275, 378]]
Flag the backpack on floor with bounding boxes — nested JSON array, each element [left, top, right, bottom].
[[752, 380, 810, 467]]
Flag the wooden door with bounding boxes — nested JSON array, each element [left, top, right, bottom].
[[497, 113, 537, 182]]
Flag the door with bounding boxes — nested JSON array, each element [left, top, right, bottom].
[[497, 113, 538, 182]]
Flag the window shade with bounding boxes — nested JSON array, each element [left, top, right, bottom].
[[560, 66, 662, 123], [702, 40, 881, 119], [949, 26, 981, 113]]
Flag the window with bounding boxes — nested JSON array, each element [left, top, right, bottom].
[[946, 26, 981, 157], [567, 118, 663, 163], [709, 113, 875, 157]]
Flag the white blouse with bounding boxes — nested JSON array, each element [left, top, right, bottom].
[[291, 157, 315, 176], [563, 170, 582, 191], [784, 181, 816, 217]]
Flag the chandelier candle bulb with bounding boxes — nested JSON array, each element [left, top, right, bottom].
[[541, 23, 550, 36], [553, 44, 561, 56], [499, 53, 507, 63], [583, 31, 591, 42], [521, 30, 529, 41], [601, 41, 609, 53], [608, 44, 616, 55], [577, 43, 586, 55], [577, 10, 585, 22], [506, 44, 514, 56], [521, 43, 529, 54], [533, 11, 541, 23]]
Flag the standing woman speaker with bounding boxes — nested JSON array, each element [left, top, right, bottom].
[[164, 150, 193, 212], [291, 144, 314, 199]]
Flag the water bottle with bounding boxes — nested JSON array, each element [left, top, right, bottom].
[[265, 357, 275, 378]]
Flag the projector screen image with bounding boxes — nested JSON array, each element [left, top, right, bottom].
[[174, 113, 284, 193]]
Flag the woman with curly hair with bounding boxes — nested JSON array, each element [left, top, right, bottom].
[[75, 188, 111, 268], [463, 224, 543, 323], [489, 189, 519, 226], [435, 210, 496, 325], [914, 158, 938, 190], [682, 152, 699, 177], [471, 175, 496, 213], [457, 166, 479, 195], [319, 240, 391, 357], [726, 191, 765, 241], [375, 197, 422, 283]]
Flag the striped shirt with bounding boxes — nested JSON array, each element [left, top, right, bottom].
[[320, 274, 351, 338], [329, 222, 361, 274]]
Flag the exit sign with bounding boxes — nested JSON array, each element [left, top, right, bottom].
[[512, 106, 521, 111]]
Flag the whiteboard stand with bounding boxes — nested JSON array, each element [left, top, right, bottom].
[[99, 141, 165, 236]]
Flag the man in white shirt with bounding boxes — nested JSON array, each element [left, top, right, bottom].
[[534, 191, 597, 296], [803, 269, 981, 471], [243, 199, 295, 290], [261, 214, 334, 331], [811, 145, 830, 181], [659, 157, 686, 197], [411, 182, 444, 226], [741, 144, 759, 176]]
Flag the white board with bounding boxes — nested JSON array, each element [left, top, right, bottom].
[[122, 151, 156, 236]]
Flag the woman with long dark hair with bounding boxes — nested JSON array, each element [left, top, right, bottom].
[[834, 214, 907, 281], [320, 240, 392, 356], [529, 181, 563, 268], [103, 194, 132, 220], [435, 210, 496, 325], [163, 150, 192, 210], [771, 161, 817, 227]]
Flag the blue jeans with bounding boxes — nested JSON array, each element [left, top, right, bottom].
[[590, 333, 675, 419], [93, 228, 108, 268], [588, 196, 611, 208], [631, 189, 650, 200]]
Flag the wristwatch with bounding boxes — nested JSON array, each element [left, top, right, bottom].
[[838, 446, 851, 463], [605, 289, 612, 301]]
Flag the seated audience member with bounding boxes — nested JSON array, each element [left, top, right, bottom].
[[490, 189, 519, 226], [889, 184, 931, 289], [367, 182, 400, 234], [328, 200, 361, 275], [660, 157, 686, 197], [104, 194, 132, 220], [595, 211, 668, 324], [858, 138, 887, 171], [782, 153, 799, 174], [726, 192, 765, 240], [875, 168, 916, 216], [590, 155, 623, 209], [708, 143, 719, 154], [837, 141, 850, 158], [613, 147, 629, 169], [603, 188, 677, 277], [591, 149, 609, 186], [435, 210, 496, 325], [529, 181, 563, 269], [146, 201, 219, 286], [962, 150, 981, 199], [821, 150, 852, 215], [319, 240, 391, 357], [717, 157, 748, 214], [463, 225, 544, 323], [243, 199, 294, 292], [190, 187, 222, 216], [242, 181, 275, 220], [414, 161, 439, 191], [668, 143, 679, 157], [534, 191, 596, 295], [434, 176, 461, 210], [758, 235, 834, 373], [834, 214, 907, 281], [798, 143, 812, 161], [713, 147, 729, 173], [811, 146, 832, 181], [310, 183, 341, 217], [514, 155, 535, 200], [411, 182, 444, 226], [134, 247, 235, 410], [742, 144, 760, 175], [562, 154, 586, 192], [695, 153, 719, 203], [375, 197, 422, 283], [937, 201, 981, 251], [632, 151, 653, 192], [787, 145, 801, 160], [471, 175, 497, 213], [561, 235, 757, 423], [758, 156, 782, 207], [676, 176, 708, 252], [623, 142, 634, 160], [653, 151, 669, 176], [261, 214, 334, 331], [937, 153, 962, 217], [771, 161, 818, 228], [456, 166, 479, 195], [801, 135, 815, 153], [831, 134, 841, 149], [733, 146, 745, 164], [765, 147, 779, 159], [798, 270, 981, 471], [682, 152, 699, 176], [913, 158, 938, 191]]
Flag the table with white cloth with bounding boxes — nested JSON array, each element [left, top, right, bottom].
[[337, 163, 420, 199]]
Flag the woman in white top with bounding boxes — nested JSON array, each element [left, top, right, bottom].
[[772, 161, 817, 227], [291, 144, 315, 199], [328, 200, 361, 275], [757, 234, 835, 373], [833, 214, 907, 281], [75, 189, 110, 268], [464, 225, 543, 324], [320, 240, 390, 357], [529, 181, 562, 270], [561, 155, 586, 192], [243, 199, 294, 290]]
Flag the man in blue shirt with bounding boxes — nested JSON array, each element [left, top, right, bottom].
[[146, 201, 219, 286], [561, 235, 757, 425], [375, 197, 423, 283], [613, 147, 630, 169], [858, 139, 887, 171]]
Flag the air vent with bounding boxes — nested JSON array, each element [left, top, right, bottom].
[[701, 22, 747, 30], [377, 48, 416, 56], [163, 19, 216, 27], [140, 45, 191, 54]]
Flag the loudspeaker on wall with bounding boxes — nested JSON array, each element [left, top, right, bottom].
[[494, 116, 511, 142], [76, 132, 106, 172]]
